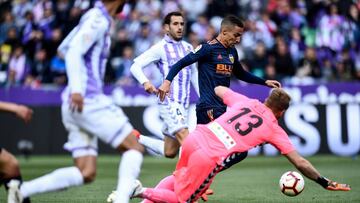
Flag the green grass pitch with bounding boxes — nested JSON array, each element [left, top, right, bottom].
[[1, 155, 359, 202]]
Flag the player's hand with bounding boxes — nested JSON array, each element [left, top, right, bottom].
[[70, 93, 84, 113], [326, 179, 351, 191], [157, 80, 171, 102], [265, 80, 281, 88], [143, 81, 158, 94], [15, 105, 33, 123]]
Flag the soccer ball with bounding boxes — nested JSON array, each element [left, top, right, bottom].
[[279, 171, 305, 196]]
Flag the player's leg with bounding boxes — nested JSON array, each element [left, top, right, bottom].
[[112, 128, 144, 203], [134, 133, 216, 203], [174, 128, 188, 144], [136, 131, 165, 156], [161, 102, 189, 158], [136, 176, 178, 203], [221, 151, 248, 170], [16, 133, 97, 200], [17, 156, 92, 200], [89, 101, 144, 203], [0, 148, 21, 184], [8, 103, 100, 202], [0, 148, 31, 203], [0, 148, 20, 192], [136, 149, 218, 203], [164, 136, 180, 158]]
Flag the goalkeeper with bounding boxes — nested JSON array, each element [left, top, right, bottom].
[[115, 86, 350, 203]]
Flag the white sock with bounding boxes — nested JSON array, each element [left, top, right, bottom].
[[139, 135, 165, 156], [115, 149, 143, 203], [20, 166, 84, 198], [145, 148, 162, 157]]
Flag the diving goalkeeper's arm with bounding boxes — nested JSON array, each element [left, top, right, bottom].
[[285, 151, 351, 191]]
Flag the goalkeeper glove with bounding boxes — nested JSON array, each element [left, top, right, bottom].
[[316, 176, 351, 191], [200, 188, 214, 201]]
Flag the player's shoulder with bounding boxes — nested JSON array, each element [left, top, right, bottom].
[[148, 40, 167, 54], [192, 42, 212, 54], [203, 40, 222, 51], [81, 8, 109, 30]]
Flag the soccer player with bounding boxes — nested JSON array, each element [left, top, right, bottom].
[[158, 15, 281, 171], [7, 1, 144, 203], [0, 101, 32, 203], [131, 86, 351, 203], [130, 11, 199, 158]]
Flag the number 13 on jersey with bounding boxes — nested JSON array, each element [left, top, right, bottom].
[[227, 108, 263, 136]]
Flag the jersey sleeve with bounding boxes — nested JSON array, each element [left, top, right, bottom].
[[165, 43, 210, 82], [63, 11, 108, 95], [269, 126, 296, 155], [131, 43, 162, 84], [232, 50, 266, 86], [222, 88, 250, 107], [66, 12, 108, 55]]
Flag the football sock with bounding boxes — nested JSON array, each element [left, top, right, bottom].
[[145, 148, 162, 157], [20, 166, 83, 198], [2, 176, 31, 203], [139, 135, 165, 156], [115, 149, 143, 203], [142, 188, 178, 203], [141, 175, 175, 203]]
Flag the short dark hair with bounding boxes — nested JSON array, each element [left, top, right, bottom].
[[163, 11, 183, 25], [221, 15, 244, 30]]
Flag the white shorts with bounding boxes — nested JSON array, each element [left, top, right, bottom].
[[61, 94, 133, 158], [158, 101, 189, 139]]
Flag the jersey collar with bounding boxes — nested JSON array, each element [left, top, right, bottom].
[[95, 1, 112, 23], [164, 34, 182, 44]]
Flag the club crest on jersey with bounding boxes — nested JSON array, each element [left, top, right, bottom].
[[229, 54, 234, 64], [193, 44, 202, 53]]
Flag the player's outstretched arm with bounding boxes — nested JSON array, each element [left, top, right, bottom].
[[285, 151, 351, 191], [265, 80, 281, 88], [0, 101, 33, 123]]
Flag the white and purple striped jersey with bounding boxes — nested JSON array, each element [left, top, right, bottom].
[[58, 1, 111, 101], [131, 35, 199, 107]]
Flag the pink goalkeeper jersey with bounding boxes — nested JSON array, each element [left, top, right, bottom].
[[194, 89, 295, 164]]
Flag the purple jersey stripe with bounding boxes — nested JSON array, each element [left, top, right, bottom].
[[97, 1, 111, 80], [164, 43, 174, 102], [172, 43, 183, 102], [84, 44, 100, 96], [180, 43, 191, 106], [158, 60, 165, 78]]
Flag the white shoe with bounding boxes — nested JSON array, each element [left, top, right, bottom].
[[106, 190, 117, 203], [131, 180, 144, 198], [106, 180, 144, 202], [7, 180, 23, 203]]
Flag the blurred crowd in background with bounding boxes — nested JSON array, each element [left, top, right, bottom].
[[0, 0, 359, 89]]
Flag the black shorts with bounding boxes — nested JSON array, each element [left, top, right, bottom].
[[196, 107, 226, 124]]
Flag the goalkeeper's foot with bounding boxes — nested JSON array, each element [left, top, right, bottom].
[[327, 181, 351, 191]]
